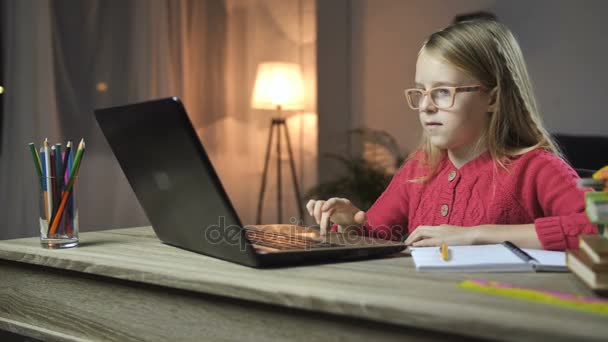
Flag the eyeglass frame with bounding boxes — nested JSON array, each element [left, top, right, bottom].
[[404, 85, 488, 110]]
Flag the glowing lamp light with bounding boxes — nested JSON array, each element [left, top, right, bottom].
[[251, 62, 303, 111]]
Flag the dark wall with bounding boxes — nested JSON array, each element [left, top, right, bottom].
[[0, 0, 4, 155], [553, 134, 608, 172]]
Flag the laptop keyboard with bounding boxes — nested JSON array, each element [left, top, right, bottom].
[[244, 229, 343, 250]]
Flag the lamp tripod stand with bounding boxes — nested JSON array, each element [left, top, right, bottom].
[[256, 106, 304, 224]]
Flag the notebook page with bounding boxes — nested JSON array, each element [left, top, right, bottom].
[[522, 249, 566, 268], [411, 244, 533, 272]]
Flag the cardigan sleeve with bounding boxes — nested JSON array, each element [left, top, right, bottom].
[[329, 159, 414, 241], [528, 152, 598, 250], [359, 165, 411, 241]]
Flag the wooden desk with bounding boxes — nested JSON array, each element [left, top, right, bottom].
[[0, 227, 606, 341]]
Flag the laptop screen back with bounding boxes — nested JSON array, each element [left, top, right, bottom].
[[94, 97, 258, 266]]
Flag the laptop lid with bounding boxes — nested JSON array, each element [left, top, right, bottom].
[[94, 97, 260, 267]]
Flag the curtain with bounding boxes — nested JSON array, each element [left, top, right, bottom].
[[0, 0, 60, 239], [0, 0, 316, 240], [221, 0, 317, 226]]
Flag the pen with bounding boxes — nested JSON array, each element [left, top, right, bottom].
[[440, 242, 449, 261]]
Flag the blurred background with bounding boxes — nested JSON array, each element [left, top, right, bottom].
[[1, 0, 607, 240]]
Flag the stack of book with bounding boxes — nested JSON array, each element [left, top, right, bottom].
[[568, 235, 608, 291], [569, 165, 608, 292]]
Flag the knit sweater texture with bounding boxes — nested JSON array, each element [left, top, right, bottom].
[[356, 148, 597, 250]]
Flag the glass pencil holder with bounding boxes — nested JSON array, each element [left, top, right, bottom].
[[39, 176, 79, 248]]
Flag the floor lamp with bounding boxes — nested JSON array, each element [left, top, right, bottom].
[[252, 62, 305, 224]]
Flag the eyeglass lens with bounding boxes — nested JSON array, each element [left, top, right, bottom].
[[409, 88, 453, 109]]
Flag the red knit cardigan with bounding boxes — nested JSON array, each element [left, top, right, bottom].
[[357, 149, 597, 250]]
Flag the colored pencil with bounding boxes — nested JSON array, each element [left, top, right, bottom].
[[440, 242, 449, 261], [28, 143, 43, 189], [43, 139, 53, 233], [40, 148, 49, 223], [61, 141, 71, 186], [66, 144, 74, 234], [55, 143, 63, 195], [49, 139, 85, 235], [64, 139, 84, 194], [50, 145, 57, 215]]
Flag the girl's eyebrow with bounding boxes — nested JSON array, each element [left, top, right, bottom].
[[415, 81, 459, 87]]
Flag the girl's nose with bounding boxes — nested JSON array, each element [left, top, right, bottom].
[[419, 93, 437, 113]]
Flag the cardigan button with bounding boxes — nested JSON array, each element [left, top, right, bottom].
[[448, 170, 457, 181], [440, 204, 449, 216]]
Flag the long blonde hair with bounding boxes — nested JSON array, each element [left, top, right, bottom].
[[411, 20, 562, 181]]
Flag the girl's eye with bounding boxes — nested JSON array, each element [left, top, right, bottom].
[[435, 88, 451, 97]]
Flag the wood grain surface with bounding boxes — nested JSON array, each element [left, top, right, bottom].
[[0, 227, 606, 341]]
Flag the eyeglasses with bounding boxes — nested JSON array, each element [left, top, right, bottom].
[[404, 85, 486, 110]]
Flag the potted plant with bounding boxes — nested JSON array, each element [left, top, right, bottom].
[[307, 128, 407, 210]]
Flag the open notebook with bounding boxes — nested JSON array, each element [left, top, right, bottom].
[[411, 241, 567, 272]]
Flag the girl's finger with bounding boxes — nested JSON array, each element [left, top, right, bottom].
[[313, 200, 325, 224], [320, 211, 331, 235], [306, 199, 316, 216], [322, 198, 338, 211], [404, 231, 421, 245], [353, 210, 366, 225], [405, 226, 439, 245], [412, 238, 440, 247]]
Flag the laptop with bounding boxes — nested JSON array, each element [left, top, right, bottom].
[[94, 97, 406, 267]]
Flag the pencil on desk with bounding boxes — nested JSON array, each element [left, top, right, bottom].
[[440, 242, 449, 261]]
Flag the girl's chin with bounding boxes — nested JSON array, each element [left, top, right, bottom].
[[428, 137, 451, 150]]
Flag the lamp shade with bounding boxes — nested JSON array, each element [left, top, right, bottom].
[[251, 62, 304, 110]]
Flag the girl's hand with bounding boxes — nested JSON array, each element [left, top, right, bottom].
[[306, 198, 366, 235], [404, 224, 478, 246]]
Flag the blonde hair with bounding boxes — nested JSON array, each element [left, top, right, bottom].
[[410, 20, 562, 181]]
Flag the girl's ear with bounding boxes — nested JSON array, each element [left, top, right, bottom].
[[487, 87, 498, 113]]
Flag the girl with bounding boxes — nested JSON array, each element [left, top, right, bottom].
[[306, 20, 597, 251]]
